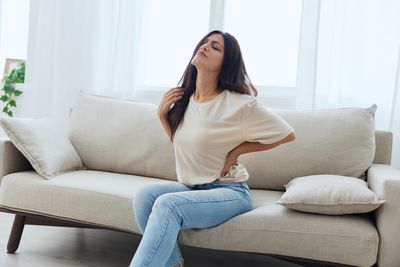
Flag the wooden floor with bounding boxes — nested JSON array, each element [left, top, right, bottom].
[[0, 212, 336, 267]]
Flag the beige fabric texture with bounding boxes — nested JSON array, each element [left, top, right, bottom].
[[368, 164, 400, 267], [68, 92, 177, 181], [0, 170, 378, 267], [374, 130, 393, 164], [0, 116, 84, 179], [277, 174, 385, 215], [242, 105, 377, 190], [68, 92, 377, 191], [0, 132, 391, 181], [0, 138, 33, 183]]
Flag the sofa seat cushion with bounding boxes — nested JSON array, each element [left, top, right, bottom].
[[0, 171, 378, 267], [178, 189, 378, 267], [0, 170, 165, 232]]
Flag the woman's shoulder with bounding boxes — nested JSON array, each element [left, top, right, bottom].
[[224, 89, 258, 107]]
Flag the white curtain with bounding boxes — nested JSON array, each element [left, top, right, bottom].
[[314, 0, 400, 168], [21, 0, 144, 131]]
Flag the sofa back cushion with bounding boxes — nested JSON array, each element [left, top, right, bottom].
[[69, 92, 377, 191], [242, 105, 377, 190], [68, 92, 177, 181]]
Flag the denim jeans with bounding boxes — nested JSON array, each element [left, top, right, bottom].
[[129, 179, 252, 267]]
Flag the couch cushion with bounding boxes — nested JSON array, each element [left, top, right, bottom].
[[0, 170, 378, 267], [0, 116, 84, 179], [179, 190, 378, 267], [0, 170, 165, 231], [242, 105, 377, 190], [68, 91, 177, 181], [276, 174, 385, 215]]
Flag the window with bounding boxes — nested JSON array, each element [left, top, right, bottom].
[[224, 0, 303, 87], [136, 0, 304, 96], [137, 0, 210, 88]]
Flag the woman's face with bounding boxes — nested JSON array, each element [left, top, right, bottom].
[[191, 33, 225, 73]]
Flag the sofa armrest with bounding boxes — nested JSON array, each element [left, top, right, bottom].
[[0, 137, 33, 184], [368, 163, 400, 267]]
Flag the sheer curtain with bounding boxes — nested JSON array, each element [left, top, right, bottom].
[[21, 0, 144, 131], [314, 0, 400, 168]]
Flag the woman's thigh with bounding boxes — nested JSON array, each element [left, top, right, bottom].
[[134, 181, 193, 203], [152, 186, 251, 230]]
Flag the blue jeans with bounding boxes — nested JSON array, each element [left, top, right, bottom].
[[129, 179, 252, 267]]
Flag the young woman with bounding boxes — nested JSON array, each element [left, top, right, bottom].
[[130, 30, 295, 267]]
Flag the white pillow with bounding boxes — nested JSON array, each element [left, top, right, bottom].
[[276, 174, 385, 215], [0, 116, 85, 179]]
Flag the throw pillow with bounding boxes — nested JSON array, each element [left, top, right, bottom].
[[0, 115, 85, 179], [276, 174, 385, 215]]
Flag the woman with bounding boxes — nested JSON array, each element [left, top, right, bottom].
[[130, 30, 295, 267]]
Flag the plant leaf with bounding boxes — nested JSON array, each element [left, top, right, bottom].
[[3, 84, 15, 94], [14, 90, 23, 96]]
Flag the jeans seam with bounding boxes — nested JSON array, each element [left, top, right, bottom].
[[175, 195, 243, 206], [144, 204, 175, 266]]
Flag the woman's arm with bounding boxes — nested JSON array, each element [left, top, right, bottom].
[[220, 132, 295, 177], [231, 132, 295, 158], [157, 87, 185, 141], [159, 115, 173, 141]]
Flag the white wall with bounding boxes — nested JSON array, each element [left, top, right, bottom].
[[0, 0, 30, 76]]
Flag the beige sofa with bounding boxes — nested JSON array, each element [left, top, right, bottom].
[[0, 92, 398, 267]]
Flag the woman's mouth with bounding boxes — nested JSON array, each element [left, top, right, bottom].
[[198, 51, 207, 58]]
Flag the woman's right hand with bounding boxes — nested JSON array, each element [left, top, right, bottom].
[[157, 87, 185, 118]]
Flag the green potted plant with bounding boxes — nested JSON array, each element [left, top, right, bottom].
[[0, 61, 25, 117]]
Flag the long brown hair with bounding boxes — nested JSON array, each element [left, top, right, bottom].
[[167, 30, 257, 141]]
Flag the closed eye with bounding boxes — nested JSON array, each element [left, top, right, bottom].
[[202, 38, 223, 50]]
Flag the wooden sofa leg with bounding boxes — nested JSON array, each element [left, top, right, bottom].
[[7, 215, 26, 253]]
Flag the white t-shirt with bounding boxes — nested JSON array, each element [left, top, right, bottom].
[[173, 89, 294, 187]]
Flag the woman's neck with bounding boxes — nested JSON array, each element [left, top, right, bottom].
[[194, 70, 221, 101]]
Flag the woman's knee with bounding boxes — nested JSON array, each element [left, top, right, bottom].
[[152, 192, 180, 213]]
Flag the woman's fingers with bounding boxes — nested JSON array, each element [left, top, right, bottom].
[[165, 95, 183, 108], [164, 90, 184, 103], [163, 88, 184, 107], [163, 87, 184, 99], [158, 87, 185, 117]]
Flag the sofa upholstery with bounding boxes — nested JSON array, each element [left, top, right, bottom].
[[0, 165, 381, 267], [0, 92, 397, 267], [368, 164, 400, 267]]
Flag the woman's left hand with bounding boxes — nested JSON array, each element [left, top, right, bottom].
[[220, 151, 239, 177]]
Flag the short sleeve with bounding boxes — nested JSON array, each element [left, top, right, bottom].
[[241, 99, 294, 144]]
